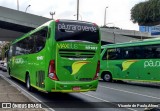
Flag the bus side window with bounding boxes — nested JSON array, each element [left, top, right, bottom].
[[143, 46, 155, 59], [103, 48, 121, 60], [8, 46, 13, 58], [108, 52, 118, 60], [102, 49, 107, 60], [35, 27, 48, 52], [150, 45, 160, 58], [25, 36, 35, 54], [15, 39, 27, 55], [155, 47, 160, 58], [122, 47, 135, 59], [134, 47, 142, 59], [107, 48, 119, 60]]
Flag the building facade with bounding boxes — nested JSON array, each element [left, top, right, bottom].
[[139, 25, 160, 37]]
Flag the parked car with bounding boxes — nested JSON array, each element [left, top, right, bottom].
[[0, 61, 4, 70], [1, 62, 7, 72]]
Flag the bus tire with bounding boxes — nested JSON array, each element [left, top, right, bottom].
[[102, 72, 112, 82], [26, 74, 32, 91]]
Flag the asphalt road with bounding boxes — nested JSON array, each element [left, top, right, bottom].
[[0, 70, 160, 111]]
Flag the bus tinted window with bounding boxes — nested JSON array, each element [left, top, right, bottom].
[[55, 21, 99, 43], [122, 47, 135, 59], [34, 27, 48, 52], [14, 39, 27, 56], [143, 45, 160, 59], [105, 44, 160, 60], [102, 49, 107, 60], [13, 27, 48, 55], [107, 48, 121, 60], [26, 36, 35, 54]]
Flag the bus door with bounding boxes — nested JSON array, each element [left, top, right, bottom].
[[107, 48, 122, 79]]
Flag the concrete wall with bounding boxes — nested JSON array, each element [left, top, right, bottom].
[[101, 28, 151, 37], [100, 28, 138, 43]]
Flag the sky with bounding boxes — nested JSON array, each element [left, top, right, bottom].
[[0, 0, 146, 31]]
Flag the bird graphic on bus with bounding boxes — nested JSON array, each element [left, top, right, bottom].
[[116, 60, 138, 71], [64, 61, 90, 75]]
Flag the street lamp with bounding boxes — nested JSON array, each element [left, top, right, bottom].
[[104, 6, 108, 26], [17, 0, 19, 10], [106, 23, 116, 43], [77, 0, 79, 20], [25, 5, 31, 13], [50, 12, 55, 19], [74, 14, 82, 20]]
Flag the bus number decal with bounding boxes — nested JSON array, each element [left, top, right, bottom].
[[37, 56, 44, 60], [85, 46, 97, 50]]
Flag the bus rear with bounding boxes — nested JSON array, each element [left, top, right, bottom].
[[46, 20, 101, 92]]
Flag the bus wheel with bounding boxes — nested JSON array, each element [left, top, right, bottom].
[[26, 75, 32, 91], [102, 73, 112, 82]]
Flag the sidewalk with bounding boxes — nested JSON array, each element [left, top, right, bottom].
[[0, 75, 46, 111]]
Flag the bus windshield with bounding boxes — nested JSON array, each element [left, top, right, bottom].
[[55, 21, 99, 43]]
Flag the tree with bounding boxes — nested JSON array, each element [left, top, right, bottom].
[[131, 0, 160, 26], [0, 42, 10, 60]]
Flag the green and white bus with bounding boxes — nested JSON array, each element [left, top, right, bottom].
[[100, 39, 160, 82], [7, 19, 101, 92]]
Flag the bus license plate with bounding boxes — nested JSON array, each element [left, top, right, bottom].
[[72, 86, 80, 91]]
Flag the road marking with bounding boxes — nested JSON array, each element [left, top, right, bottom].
[[81, 92, 110, 102], [0, 73, 55, 111], [80, 93, 138, 111], [99, 85, 160, 100]]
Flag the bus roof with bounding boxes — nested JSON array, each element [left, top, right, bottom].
[[101, 37, 160, 49]]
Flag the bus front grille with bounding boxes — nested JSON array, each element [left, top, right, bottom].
[[59, 49, 95, 58]]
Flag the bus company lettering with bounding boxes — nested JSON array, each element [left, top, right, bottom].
[[15, 58, 24, 64], [57, 43, 78, 49], [144, 60, 160, 68], [57, 43, 97, 50], [58, 23, 97, 32], [85, 45, 97, 50]]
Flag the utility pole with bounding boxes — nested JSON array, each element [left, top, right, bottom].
[[77, 0, 79, 20], [17, 0, 19, 10], [104, 7, 108, 26]]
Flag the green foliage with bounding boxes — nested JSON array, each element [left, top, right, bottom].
[[131, 0, 160, 26], [0, 42, 10, 60]]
